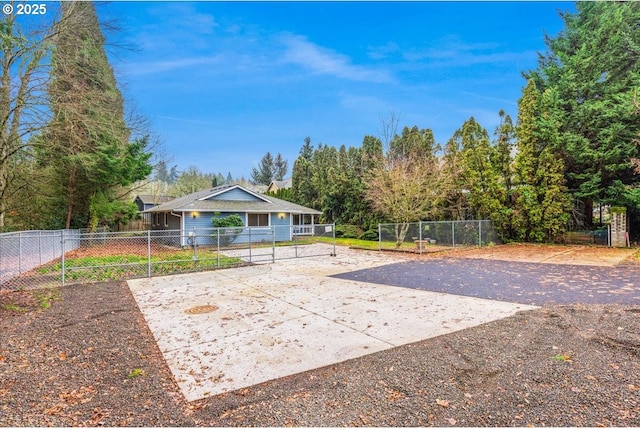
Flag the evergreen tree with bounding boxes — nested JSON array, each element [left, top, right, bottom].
[[273, 152, 288, 181], [439, 130, 468, 221], [299, 136, 314, 161], [457, 118, 506, 223], [513, 80, 571, 242], [527, 1, 640, 227], [291, 156, 316, 209], [250, 152, 274, 185], [42, 2, 151, 229]]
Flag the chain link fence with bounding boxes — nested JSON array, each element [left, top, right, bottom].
[[378, 220, 499, 253], [0, 229, 80, 289], [0, 225, 335, 290]]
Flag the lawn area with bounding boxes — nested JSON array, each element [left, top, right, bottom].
[[302, 236, 420, 251], [37, 252, 242, 283]]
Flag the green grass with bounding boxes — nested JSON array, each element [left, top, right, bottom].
[[127, 368, 146, 379], [38, 252, 242, 283], [1, 303, 27, 313], [308, 236, 417, 251], [35, 289, 61, 309]]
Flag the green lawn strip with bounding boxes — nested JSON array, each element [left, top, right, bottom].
[[37, 252, 242, 282], [310, 236, 417, 251]]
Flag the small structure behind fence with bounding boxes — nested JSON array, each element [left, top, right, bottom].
[[0, 225, 335, 291], [378, 220, 499, 253]]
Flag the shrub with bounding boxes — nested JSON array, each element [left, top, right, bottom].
[[212, 213, 244, 246], [335, 224, 362, 239], [360, 229, 379, 241]]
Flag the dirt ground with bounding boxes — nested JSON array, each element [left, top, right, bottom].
[[440, 242, 637, 266], [1, 245, 639, 426]]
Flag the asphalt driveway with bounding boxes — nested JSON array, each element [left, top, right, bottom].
[[333, 258, 640, 306]]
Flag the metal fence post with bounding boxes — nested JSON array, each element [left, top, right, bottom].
[[478, 220, 482, 246], [451, 221, 455, 248], [147, 230, 152, 278], [272, 226, 276, 263], [378, 223, 382, 251], [216, 229, 220, 268], [332, 223, 336, 256], [18, 232, 22, 274], [248, 227, 252, 262], [61, 230, 65, 287], [419, 221, 423, 255], [38, 231, 42, 265]]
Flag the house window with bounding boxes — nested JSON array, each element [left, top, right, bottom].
[[247, 213, 269, 227]]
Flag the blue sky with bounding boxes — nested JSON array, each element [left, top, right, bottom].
[[97, 1, 575, 180]]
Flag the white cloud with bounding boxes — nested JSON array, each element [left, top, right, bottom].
[[124, 56, 223, 76], [401, 35, 532, 68], [278, 34, 395, 84]]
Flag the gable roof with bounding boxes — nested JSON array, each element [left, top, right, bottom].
[[135, 194, 175, 205], [267, 178, 292, 193], [144, 184, 322, 215]]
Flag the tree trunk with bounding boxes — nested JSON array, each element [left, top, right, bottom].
[[395, 223, 410, 249]]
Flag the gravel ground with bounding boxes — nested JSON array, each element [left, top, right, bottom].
[[1, 266, 640, 426]]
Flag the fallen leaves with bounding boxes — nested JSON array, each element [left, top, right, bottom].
[[436, 398, 450, 407], [386, 388, 404, 402]]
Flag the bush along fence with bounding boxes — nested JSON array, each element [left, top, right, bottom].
[[0, 225, 336, 290], [378, 220, 499, 253]]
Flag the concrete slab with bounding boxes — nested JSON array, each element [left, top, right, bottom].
[[128, 246, 537, 401]]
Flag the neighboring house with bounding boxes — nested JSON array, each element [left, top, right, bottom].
[[266, 178, 292, 193], [134, 194, 175, 225], [144, 184, 322, 245]]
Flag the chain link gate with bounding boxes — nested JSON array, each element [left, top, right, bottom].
[[0, 225, 336, 290]]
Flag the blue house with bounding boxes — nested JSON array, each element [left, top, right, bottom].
[[144, 184, 322, 246], [134, 194, 175, 226]]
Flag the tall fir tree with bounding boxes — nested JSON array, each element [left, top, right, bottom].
[[41, 2, 151, 229], [527, 1, 640, 227], [250, 152, 274, 185], [273, 152, 288, 181]]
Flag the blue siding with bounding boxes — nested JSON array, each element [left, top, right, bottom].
[[180, 210, 296, 245], [271, 213, 291, 241], [185, 212, 245, 246], [207, 188, 263, 202]]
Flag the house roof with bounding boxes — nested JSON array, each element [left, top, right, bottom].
[[144, 184, 322, 215], [135, 194, 175, 205], [267, 178, 292, 192]]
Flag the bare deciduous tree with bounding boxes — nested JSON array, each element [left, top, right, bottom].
[[0, 7, 58, 228], [364, 153, 441, 247]]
